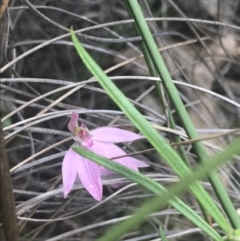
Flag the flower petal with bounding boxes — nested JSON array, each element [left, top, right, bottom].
[[62, 148, 79, 198], [127, 157, 149, 168], [91, 141, 128, 159], [92, 141, 143, 175], [77, 155, 103, 201], [100, 157, 139, 176], [68, 112, 79, 133], [91, 127, 143, 143]]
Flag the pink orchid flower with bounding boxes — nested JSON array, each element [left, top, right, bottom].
[[62, 112, 149, 201]]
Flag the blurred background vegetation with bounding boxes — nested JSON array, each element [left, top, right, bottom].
[[1, 0, 240, 240]]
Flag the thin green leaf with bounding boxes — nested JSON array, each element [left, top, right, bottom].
[[96, 138, 240, 241], [70, 27, 231, 233], [73, 146, 223, 241], [125, 0, 240, 229], [227, 229, 240, 241], [159, 226, 169, 241], [124, 2, 209, 223], [73, 138, 240, 241]]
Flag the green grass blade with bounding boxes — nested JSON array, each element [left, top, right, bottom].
[[125, 0, 240, 229], [72, 146, 223, 241], [227, 229, 240, 241], [73, 137, 240, 241], [124, 1, 191, 167], [124, 3, 212, 225], [70, 28, 231, 232], [159, 226, 169, 241]]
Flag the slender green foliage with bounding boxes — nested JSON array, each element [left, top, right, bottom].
[[159, 226, 169, 241], [125, 0, 240, 228], [70, 28, 232, 233], [73, 146, 222, 241], [73, 137, 240, 241]]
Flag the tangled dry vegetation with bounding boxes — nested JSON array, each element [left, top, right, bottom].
[[1, 0, 240, 240]]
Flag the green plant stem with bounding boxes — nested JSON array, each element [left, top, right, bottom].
[[95, 137, 240, 241], [71, 27, 232, 232], [124, 0, 210, 224], [124, 1, 191, 167], [126, 0, 240, 229], [159, 226, 169, 241], [73, 147, 223, 241]]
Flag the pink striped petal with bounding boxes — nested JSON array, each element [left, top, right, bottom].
[[68, 112, 79, 133], [62, 148, 79, 198], [91, 127, 143, 143], [77, 156, 102, 201]]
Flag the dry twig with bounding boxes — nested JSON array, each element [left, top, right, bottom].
[[0, 120, 20, 240]]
